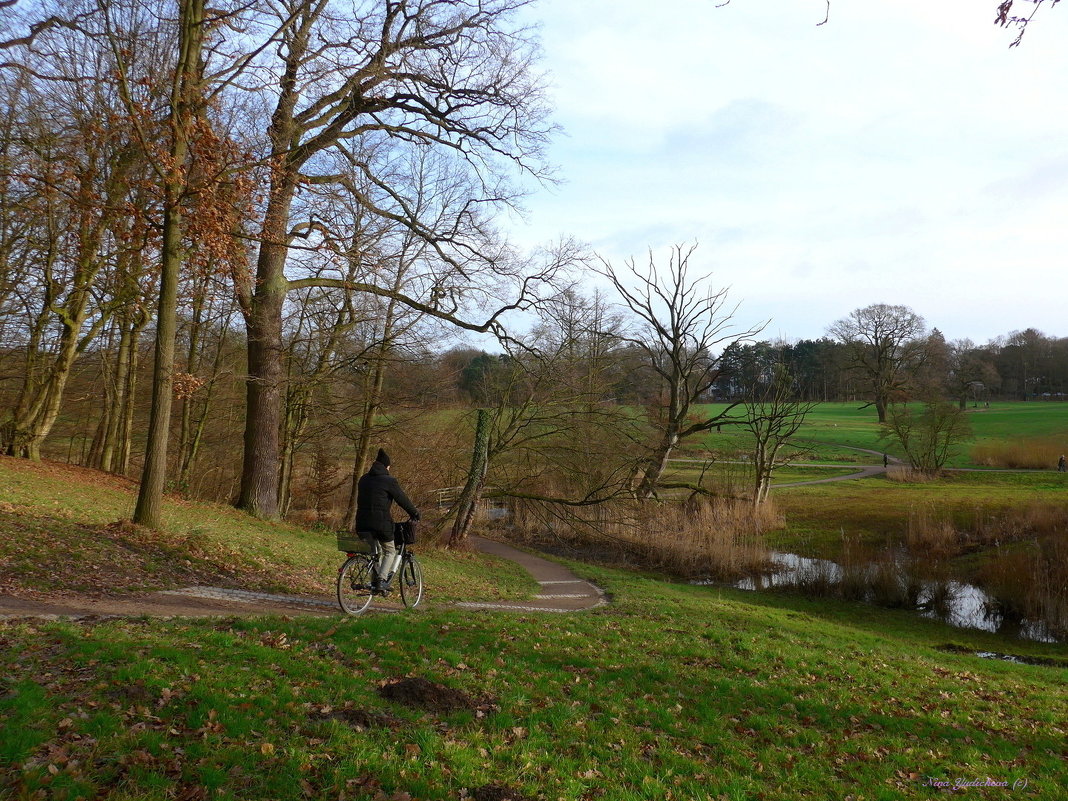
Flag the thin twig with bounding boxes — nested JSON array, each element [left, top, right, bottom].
[[817, 0, 830, 26]]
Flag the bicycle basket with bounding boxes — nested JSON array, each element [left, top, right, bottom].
[[394, 520, 417, 546], [336, 532, 373, 553]]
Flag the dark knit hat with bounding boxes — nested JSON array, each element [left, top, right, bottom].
[[375, 448, 391, 467]]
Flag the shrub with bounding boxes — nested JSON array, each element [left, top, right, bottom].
[[882, 401, 972, 474]]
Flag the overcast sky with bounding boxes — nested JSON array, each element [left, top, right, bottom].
[[504, 0, 1068, 345]]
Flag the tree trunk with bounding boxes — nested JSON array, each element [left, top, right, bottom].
[[7, 291, 92, 460], [344, 267, 406, 529], [277, 385, 309, 519], [176, 289, 204, 493], [448, 408, 491, 548], [115, 313, 145, 476], [133, 0, 205, 528], [344, 369, 384, 530], [87, 337, 117, 469], [132, 195, 184, 526], [237, 169, 295, 518], [636, 427, 679, 501]]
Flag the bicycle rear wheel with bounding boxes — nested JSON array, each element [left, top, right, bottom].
[[337, 554, 376, 615], [399, 553, 423, 608]]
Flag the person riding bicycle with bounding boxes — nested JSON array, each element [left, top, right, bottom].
[[354, 448, 420, 592]]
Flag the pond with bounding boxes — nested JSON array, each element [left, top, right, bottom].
[[728, 551, 1059, 643]]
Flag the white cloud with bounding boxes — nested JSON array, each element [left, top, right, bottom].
[[508, 0, 1068, 343]]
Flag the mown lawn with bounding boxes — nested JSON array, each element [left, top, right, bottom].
[[685, 401, 1068, 469]]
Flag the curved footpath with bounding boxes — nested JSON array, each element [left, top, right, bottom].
[[0, 536, 605, 621], [458, 536, 605, 613]]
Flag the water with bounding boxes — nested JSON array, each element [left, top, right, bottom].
[[728, 551, 1058, 643]]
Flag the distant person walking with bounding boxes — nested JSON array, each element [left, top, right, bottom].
[[1058, 454, 1066, 473], [355, 449, 420, 590]]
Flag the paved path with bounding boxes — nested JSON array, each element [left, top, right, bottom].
[[672, 445, 896, 489], [0, 536, 604, 621], [457, 536, 605, 613]]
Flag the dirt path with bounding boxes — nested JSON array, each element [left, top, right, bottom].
[[0, 536, 604, 621]]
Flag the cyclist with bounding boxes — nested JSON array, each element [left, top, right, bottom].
[[354, 448, 420, 592]]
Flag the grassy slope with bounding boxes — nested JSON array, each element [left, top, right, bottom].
[[2, 571, 1066, 800], [0, 456, 536, 603], [1, 458, 1067, 800]]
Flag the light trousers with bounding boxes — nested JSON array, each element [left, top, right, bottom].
[[361, 533, 400, 580]]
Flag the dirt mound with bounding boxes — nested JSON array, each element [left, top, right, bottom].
[[378, 677, 498, 716], [468, 784, 536, 801]]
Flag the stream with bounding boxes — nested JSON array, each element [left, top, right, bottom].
[[728, 551, 1059, 643]]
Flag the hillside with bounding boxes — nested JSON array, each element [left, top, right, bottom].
[[1, 456, 1066, 800]]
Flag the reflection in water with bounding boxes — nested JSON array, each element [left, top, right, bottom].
[[730, 552, 1057, 643]]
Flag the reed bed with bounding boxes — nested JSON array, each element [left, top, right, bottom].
[[884, 466, 939, 483], [970, 436, 1067, 470], [505, 495, 776, 582]]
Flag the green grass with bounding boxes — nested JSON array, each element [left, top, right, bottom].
[[1, 570, 1066, 800], [685, 401, 1068, 469], [2, 440, 1068, 801], [1, 451, 1067, 799], [0, 456, 536, 603], [664, 462, 860, 489], [769, 470, 1068, 557]]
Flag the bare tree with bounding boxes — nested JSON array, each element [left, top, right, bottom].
[[996, 0, 1062, 46], [597, 244, 764, 500], [741, 365, 816, 506], [828, 303, 928, 423], [231, 0, 559, 520], [174, 273, 241, 492], [0, 16, 146, 459], [444, 335, 636, 548], [882, 400, 973, 475], [123, 0, 211, 527], [946, 338, 999, 410]]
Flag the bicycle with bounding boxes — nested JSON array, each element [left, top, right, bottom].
[[336, 526, 423, 615]]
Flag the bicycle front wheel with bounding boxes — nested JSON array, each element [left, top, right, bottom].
[[399, 553, 424, 608], [337, 555, 376, 615]]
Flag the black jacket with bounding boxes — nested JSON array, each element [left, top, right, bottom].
[[354, 461, 419, 540]]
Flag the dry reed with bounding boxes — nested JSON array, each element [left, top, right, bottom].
[[504, 494, 776, 582], [905, 504, 962, 558], [977, 538, 1068, 639], [884, 466, 939, 483], [970, 436, 1066, 470]]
